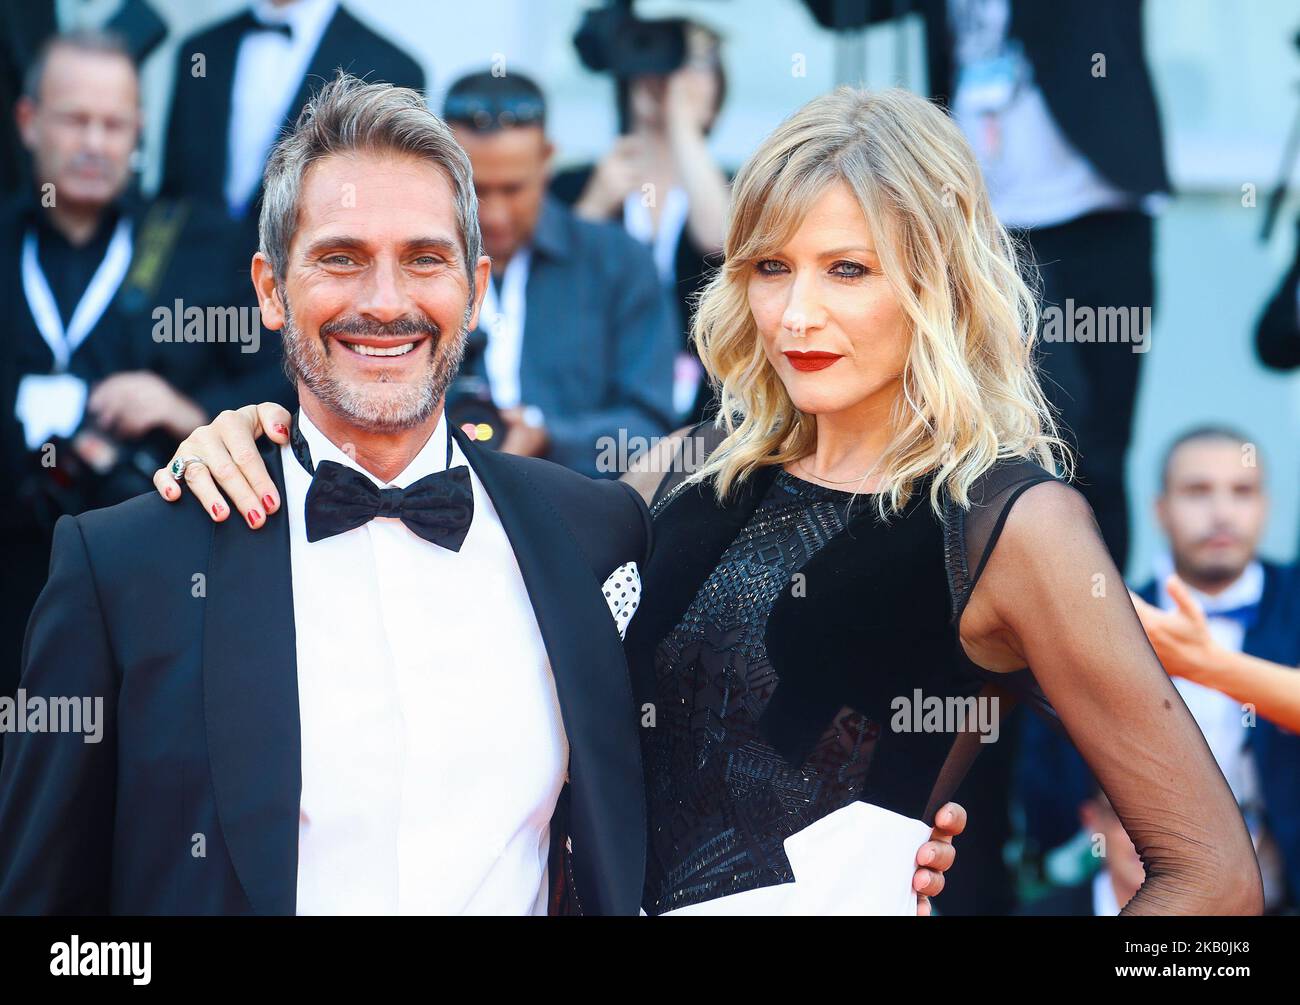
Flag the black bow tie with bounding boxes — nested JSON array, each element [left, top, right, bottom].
[[236, 10, 293, 39], [290, 415, 474, 551]]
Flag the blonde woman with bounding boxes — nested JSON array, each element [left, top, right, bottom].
[[153, 87, 1260, 916], [617, 85, 1258, 916]]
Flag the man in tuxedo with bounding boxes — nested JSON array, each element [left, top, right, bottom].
[[442, 70, 677, 476], [0, 73, 650, 915], [158, 0, 423, 219], [0, 74, 964, 916]]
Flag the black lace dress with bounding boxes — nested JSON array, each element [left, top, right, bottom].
[[622, 427, 1261, 917], [637, 468, 972, 914]]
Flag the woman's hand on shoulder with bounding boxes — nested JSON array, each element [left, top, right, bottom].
[[152, 402, 292, 529]]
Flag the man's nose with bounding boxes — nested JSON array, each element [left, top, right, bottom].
[[356, 258, 410, 323], [81, 119, 111, 155], [478, 200, 511, 235]]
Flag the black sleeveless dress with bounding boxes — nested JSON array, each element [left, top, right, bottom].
[[624, 441, 1056, 915]]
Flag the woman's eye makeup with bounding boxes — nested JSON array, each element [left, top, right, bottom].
[[752, 258, 870, 278], [829, 260, 868, 278]]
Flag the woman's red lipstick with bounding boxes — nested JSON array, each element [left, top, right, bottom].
[[783, 350, 843, 372]]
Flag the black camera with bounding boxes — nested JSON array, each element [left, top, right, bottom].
[[444, 374, 505, 451], [574, 6, 690, 79], [445, 327, 505, 449], [20, 430, 159, 533]]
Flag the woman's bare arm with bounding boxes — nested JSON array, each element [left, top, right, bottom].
[[962, 480, 1262, 915]]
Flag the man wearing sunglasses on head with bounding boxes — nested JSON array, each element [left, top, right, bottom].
[[441, 70, 678, 476]]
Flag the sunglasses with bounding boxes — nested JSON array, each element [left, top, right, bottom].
[[443, 93, 545, 132]]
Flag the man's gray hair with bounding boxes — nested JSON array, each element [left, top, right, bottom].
[[259, 73, 482, 301]]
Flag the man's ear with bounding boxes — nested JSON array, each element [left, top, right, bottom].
[[465, 254, 492, 331], [15, 96, 36, 150], [251, 252, 285, 330]]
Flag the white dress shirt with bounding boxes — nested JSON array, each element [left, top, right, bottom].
[[284, 408, 567, 914], [479, 249, 532, 409], [225, 0, 338, 217]]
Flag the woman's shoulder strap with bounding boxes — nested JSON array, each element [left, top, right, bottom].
[[940, 456, 1060, 625]]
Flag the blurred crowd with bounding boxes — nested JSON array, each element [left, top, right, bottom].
[[1, 0, 1298, 916]]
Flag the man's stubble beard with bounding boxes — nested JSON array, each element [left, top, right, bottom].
[[279, 292, 471, 434]]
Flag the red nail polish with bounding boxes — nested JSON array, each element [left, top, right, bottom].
[[211, 503, 222, 517], [274, 423, 288, 436], [246, 510, 260, 527], [263, 494, 276, 511]]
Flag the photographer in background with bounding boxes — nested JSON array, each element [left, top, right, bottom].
[[0, 30, 290, 735], [552, 16, 730, 424], [443, 69, 676, 476]]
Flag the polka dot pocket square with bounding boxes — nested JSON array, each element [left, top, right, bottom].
[[601, 561, 641, 640]]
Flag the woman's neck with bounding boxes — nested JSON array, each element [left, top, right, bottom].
[[793, 386, 900, 489]]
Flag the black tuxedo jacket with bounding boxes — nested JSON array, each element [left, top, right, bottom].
[[158, 4, 425, 207], [0, 431, 651, 915]]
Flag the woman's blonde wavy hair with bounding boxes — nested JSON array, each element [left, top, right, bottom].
[[687, 85, 1069, 517]]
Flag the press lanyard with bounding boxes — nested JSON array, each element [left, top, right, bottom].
[[20, 217, 133, 373]]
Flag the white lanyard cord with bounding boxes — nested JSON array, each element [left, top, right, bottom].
[[20, 217, 134, 373]]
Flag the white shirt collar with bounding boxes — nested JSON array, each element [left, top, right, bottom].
[[1152, 552, 1265, 614], [295, 407, 457, 490]]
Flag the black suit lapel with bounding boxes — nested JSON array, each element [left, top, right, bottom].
[[202, 444, 300, 916], [1243, 563, 1279, 662], [451, 428, 645, 915], [287, 8, 364, 122]]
